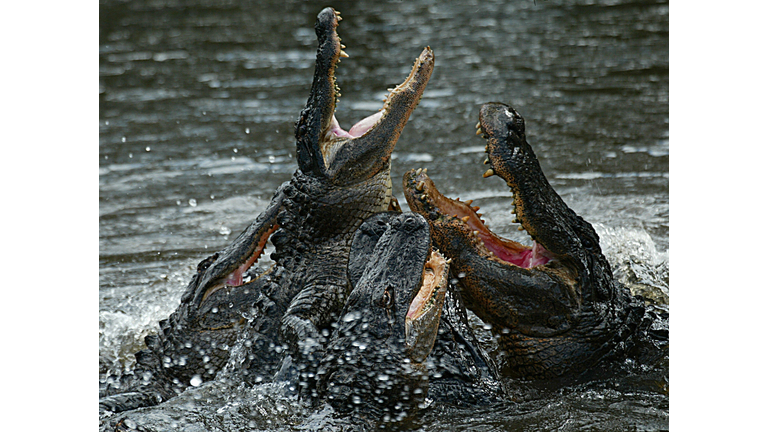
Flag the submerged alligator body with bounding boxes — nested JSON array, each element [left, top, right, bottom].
[[100, 7, 434, 415], [403, 103, 664, 380]]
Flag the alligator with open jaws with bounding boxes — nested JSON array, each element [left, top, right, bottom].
[[403, 103, 661, 380], [100, 7, 434, 414], [312, 212, 503, 428]]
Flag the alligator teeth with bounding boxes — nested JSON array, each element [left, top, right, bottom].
[[415, 168, 423, 175], [476, 128, 483, 136], [416, 180, 426, 191], [475, 121, 481, 129], [339, 49, 349, 58], [476, 212, 483, 217], [483, 169, 494, 178], [465, 199, 473, 206], [420, 194, 428, 200], [518, 226, 525, 231], [483, 158, 490, 165], [461, 216, 470, 223], [472, 206, 480, 212]]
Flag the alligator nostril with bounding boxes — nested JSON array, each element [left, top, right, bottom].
[[391, 217, 403, 229], [403, 216, 417, 231]]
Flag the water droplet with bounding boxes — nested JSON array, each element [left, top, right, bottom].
[[352, 395, 362, 404], [341, 311, 360, 322], [377, 373, 390, 381], [121, 136, 126, 143], [128, 153, 133, 158], [219, 226, 231, 236], [202, 111, 206, 116], [176, 200, 181, 206], [233, 148, 238, 153], [190, 375, 202, 387], [189, 198, 197, 207], [268, 155, 276, 163], [457, 272, 466, 278], [245, 128, 250, 134], [145, 146, 151, 152], [105, 120, 109, 125]]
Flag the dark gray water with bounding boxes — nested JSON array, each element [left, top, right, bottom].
[[99, 0, 668, 430]]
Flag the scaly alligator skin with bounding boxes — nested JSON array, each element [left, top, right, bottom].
[[314, 212, 502, 427], [100, 7, 433, 415], [314, 212, 446, 425], [403, 103, 646, 380]]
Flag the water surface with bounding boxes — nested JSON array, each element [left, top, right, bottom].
[[100, 0, 668, 429]]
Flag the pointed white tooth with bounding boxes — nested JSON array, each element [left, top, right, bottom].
[[518, 226, 525, 231], [339, 49, 349, 58], [475, 122, 481, 129], [483, 169, 494, 178]]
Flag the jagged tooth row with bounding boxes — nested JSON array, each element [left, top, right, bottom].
[[474, 128, 532, 239]]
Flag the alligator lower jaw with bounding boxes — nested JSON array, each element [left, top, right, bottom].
[[404, 169, 553, 270], [319, 47, 434, 169], [405, 249, 449, 363], [200, 223, 279, 303]]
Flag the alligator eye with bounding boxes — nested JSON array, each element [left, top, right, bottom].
[[197, 253, 219, 273], [380, 285, 395, 309]]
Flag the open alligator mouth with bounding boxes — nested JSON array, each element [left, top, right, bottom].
[[405, 249, 449, 363], [199, 222, 279, 304], [297, 7, 434, 179], [320, 48, 433, 157], [404, 168, 555, 270]]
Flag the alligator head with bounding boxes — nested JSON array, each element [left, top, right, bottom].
[[403, 103, 643, 379], [315, 212, 448, 423]]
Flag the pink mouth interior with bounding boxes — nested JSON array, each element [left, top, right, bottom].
[[483, 236, 552, 268], [223, 224, 279, 287], [416, 173, 553, 269], [328, 111, 383, 139]]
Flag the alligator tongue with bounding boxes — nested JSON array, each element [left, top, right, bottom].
[[328, 111, 385, 139]]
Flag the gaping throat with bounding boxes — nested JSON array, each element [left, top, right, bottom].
[[406, 169, 554, 270]]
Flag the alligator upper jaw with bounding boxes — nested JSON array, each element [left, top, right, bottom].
[[405, 249, 449, 363], [403, 168, 555, 270], [475, 102, 595, 260], [296, 7, 434, 183]]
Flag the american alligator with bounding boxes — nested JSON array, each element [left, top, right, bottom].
[[313, 212, 502, 427], [100, 7, 434, 414], [403, 103, 655, 380]]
